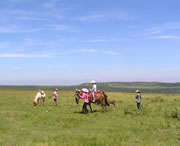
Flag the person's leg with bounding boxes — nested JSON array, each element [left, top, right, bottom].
[[137, 103, 139, 109], [88, 103, 93, 112], [92, 92, 95, 102], [137, 103, 142, 110], [82, 103, 85, 113], [139, 103, 142, 110], [84, 103, 88, 113], [54, 98, 57, 106]]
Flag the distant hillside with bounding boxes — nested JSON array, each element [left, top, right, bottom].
[[80, 82, 180, 94], [1, 82, 180, 94], [81, 82, 180, 87]]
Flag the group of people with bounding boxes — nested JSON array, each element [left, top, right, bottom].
[[78, 81, 143, 114], [33, 80, 143, 111], [77, 80, 97, 113], [33, 88, 59, 106]]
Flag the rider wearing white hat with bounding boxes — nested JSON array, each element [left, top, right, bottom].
[[90, 80, 97, 102]]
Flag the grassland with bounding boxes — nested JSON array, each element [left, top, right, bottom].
[[0, 90, 180, 146]]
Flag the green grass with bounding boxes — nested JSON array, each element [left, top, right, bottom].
[[0, 90, 180, 145]]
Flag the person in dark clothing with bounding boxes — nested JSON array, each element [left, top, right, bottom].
[[135, 90, 142, 110]]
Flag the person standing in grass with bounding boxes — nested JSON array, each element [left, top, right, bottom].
[[52, 88, 58, 106], [79, 88, 89, 114], [135, 90, 142, 110]]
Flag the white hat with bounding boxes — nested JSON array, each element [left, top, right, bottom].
[[82, 88, 89, 93], [90, 80, 96, 84]]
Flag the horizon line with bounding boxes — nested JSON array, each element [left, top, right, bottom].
[[0, 81, 180, 86]]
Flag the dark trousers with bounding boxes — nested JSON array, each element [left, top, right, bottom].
[[137, 102, 142, 110], [82, 103, 88, 113]]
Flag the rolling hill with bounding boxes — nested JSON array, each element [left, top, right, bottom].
[[1, 82, 180, 93]]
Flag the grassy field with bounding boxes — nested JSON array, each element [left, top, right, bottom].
[[0, 90, 180, 146]]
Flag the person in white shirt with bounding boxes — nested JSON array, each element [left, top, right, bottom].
[[90, 80, 97, 102]]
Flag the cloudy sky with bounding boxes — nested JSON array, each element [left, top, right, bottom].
[[0, 0, 180, 85]]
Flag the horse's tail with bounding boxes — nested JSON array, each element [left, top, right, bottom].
[[103, 91, 109, 106]]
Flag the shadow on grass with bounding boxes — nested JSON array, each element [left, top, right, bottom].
[[73, 110, 101, 114]]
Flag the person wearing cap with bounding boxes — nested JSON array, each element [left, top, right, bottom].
[[135, 90, 142, 110], [90, 80, 97, 102], [52, 88, 58, 106], [80, 88, 89, 114]]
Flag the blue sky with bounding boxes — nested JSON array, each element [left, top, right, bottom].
[[1, 0, 180, 85]]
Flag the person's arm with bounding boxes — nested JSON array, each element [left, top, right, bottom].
[[135, 95, 138, 99], [79, 93, 85, 99]]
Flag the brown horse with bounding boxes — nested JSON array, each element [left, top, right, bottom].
[[107, 98, 116, 106], [74, 89, 109, 109]]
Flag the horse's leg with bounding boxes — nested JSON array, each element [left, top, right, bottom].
[[101, 104, 104, 110], [37, 98, 39, 104], [40, 97, 42, 104], [104, 96, 109, 106], [42, 98, 45, 106]]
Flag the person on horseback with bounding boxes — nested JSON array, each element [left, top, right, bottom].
[[90, 80, 97, 102], [79, 88, 89, 114]]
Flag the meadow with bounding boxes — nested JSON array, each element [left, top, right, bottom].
[[0, 90, 180, 146]]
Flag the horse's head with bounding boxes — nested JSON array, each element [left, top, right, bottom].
[[33, 101, 37, 106]]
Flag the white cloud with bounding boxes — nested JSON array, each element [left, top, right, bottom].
[[75, 14, 105, 21], [0, 53, 52, 58], [146, 35, 180, 40], [104, 50, 120, 56], [18, 16, 50, 21], [142, 22, 180, 40], [81, 49, 97, 53], [0, 25, 41, 33], [42, 0, 58, 9], [49, 24, 73, 31], [74, 11, 131, 21], [68, 49, 98, 54], [85, 39, 106, 43]]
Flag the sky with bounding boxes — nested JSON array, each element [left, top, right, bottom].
[[1, 0, 180, 85]]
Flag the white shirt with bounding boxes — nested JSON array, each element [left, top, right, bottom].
[[92, 84, 97, 92]]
